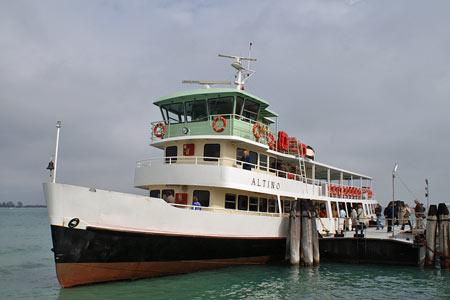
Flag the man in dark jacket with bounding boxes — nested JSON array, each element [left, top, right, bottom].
[[375, 204, 384, 230], [240, 150, 252, 170], [384, 202, 394, 232]]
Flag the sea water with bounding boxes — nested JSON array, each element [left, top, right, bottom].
[[1, 208, 449, 300]]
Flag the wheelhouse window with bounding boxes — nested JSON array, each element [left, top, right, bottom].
[[260, 154, 267, 171], [185, 100, 208, 122], [161, 102, 185, 124], [249, 151, 258, 168], [249, 197, 258, 212], [225, 193, 236, 209], [150, 190, 160, 198], [193, 190, 210, 207], [208, 96, 234, 117], [238, 195, 248, 211], [235, 96, 244, 116], [242, 99, 260, 121], [165, 146, 177, 163], [204, 144, 220, 161]]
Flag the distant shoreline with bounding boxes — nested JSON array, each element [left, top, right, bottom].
[[0, 206, 47, 208]]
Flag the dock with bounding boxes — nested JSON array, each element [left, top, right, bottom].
[[319, 226, 422, 265]]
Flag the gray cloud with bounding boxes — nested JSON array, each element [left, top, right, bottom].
[[1, 0, 449, 206]]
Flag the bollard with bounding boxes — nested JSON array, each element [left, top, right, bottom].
[[437, 203, 450, 269], [300, 200, 313, 266], [288, 200, 301, 265], [425, 205, 438, 266], [311, 207, 320, 265]]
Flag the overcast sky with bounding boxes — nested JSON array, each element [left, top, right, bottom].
[[1, 0, 449, 206]]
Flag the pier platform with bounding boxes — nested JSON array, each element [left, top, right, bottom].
[[319, 226, 423, 265]]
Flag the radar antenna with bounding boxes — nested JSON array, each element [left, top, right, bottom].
[[219, 43, 256, 90], [181, 80, 231, 89]]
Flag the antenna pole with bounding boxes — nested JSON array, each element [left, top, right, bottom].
[[247, 42, 253, 70], [53, 121, 62, 183]]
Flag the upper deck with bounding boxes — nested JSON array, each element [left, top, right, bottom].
[[151, 88, 278, 147]]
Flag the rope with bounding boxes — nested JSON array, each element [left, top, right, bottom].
[[417, 236, 450, 260], [396, 173, 421, 201]]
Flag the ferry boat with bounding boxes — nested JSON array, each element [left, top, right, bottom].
[[43, 53, 378, 287]]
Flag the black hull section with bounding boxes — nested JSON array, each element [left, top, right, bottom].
[[51, 225, 286, 264], [319, 237, 420, 265]]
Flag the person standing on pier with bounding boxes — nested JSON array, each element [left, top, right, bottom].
[[384, 202, 394, 232], [375, 204, 384, 230], [414, 200, 425, 229], [350, 207, 360, 234]]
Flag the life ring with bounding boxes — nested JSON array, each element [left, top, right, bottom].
[[253, 123, 262, 139], [154, 122, 166, 138], [213, 116, 227, 133], [267, 132, 275, 148]]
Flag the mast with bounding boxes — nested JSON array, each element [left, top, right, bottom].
[[218, 46, 257, 90]]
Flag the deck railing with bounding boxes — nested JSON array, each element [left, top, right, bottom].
[[137, 155, 326, 194]]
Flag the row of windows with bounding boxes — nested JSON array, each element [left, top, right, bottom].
[[165, 145, 290, 177], [150, 189, 211, 207], [225, 193, 292, 214], [160, 96, 261, 125]]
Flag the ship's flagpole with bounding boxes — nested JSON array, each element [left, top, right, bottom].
[[53, 121, 62, 183]]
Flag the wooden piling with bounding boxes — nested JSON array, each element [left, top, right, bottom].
[[311, 207, 320, 265], [300, 199, 314, 266], [437, 203, 450, 269], [425, 205, 437, 266], [287, 200, 301, 265]]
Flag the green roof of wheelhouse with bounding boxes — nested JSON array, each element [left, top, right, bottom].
[[153, 88, 269, 107]]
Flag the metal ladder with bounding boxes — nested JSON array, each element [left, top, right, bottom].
[[296, 143, 307, 183]]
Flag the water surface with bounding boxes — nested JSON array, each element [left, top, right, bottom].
[[1, 208, 449, 299]]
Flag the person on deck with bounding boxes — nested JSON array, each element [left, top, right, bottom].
[[240, 150, 252, 171], [375, 204, 384, 230], [166, 192, 175, 204], [339, 204, 348, 231], [192, 196, 201, 210]]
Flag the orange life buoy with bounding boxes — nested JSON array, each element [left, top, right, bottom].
[[154, 122, 166, 138], [213, 116, 227, 133], [267, 132, 275, 148], [253, 123, 262, 139]]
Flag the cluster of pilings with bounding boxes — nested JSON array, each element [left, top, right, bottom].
[[286, 199, 320, 266], [425, 203, 450, 269]]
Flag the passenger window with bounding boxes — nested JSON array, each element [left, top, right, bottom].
[[236, 148, 244, 165], [269, 157, 277, 173], [259, 198, 268, 212], [208, 96, 234, 117], [283, 199, 291, 213], [162, 189, 175, 201], [225, 193, 236, 209], [249, 197, 258, 212], [165, 146, 177, 163], [249, 151, 258, 167], [260, 154, 267, 171], [268, 198, 276, 213], [238, 195, 248, 211], [150, 190, 160, 198], [204, 144, 220, 162], [193, 190, 210, 207], [185, 100, 208, 122]]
